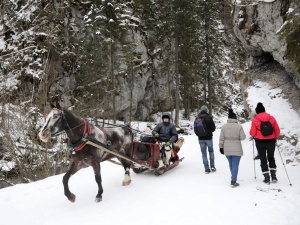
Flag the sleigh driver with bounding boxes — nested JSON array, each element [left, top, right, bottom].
[[152, 112, 180, 169]]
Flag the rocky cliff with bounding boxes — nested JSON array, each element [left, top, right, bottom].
[[232, 0, 300, 89]]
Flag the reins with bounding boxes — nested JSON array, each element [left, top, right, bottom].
[[86, 119, 144, 135], [53, 122, 84, 137], [49, 109, 136, 151], [47, 109, 153, 168], [52, 110, 87, 137]]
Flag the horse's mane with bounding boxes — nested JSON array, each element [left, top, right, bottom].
[[62, 108, 82, 124]]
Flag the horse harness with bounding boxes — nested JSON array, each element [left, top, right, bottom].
[[68, 119, 93, 152], [67, 119, 111, 152], [60, 111, 149, 168]]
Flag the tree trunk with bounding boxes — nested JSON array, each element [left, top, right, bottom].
[[110, 30, 116, 123], [129, 65, 134, 125], [174, 33, 180, 127], [205, 2, 212, 116]]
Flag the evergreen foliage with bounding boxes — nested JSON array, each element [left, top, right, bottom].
[[0, 0, 229, 119], [75, 0, 138, 120], [0, 0, 253, 186]]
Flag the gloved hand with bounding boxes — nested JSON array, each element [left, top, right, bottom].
[[220, 148, 224, 155], [155, 133, 159, 138], [165, 141, 171, 147]]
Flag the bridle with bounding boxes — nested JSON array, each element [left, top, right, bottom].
[[49, 108, 82, 137], [49, 108, 93, 151], [49, 108, 68, 137]]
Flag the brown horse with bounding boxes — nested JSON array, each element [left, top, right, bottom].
[[38, 103, 133, 203]]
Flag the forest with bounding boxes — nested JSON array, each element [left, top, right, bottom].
[[1, 0, 299, 188]]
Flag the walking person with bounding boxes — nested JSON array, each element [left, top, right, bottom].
[[250, 102, 280, 183], [194, 105, 216, 174], [219, 109, 246, 187]]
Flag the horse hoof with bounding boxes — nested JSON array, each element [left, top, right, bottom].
[[68, 193, 76, 203], [95, 197, 102, 203], [122, 179, 132, 186]]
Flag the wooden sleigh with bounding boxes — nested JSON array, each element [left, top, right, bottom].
[[84, 136, 185, 176]]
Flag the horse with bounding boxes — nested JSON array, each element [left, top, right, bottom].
[[38, 103, 133, 203]]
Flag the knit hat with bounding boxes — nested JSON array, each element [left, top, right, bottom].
[[255, 102, 265, 114], [228, 108, 237, 119], [200, 105, 208, 113]]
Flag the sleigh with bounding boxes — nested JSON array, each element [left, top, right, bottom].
[[131, 138, 184, 175], [83, 136, 184, 176]]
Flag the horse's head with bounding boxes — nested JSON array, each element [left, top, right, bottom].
[[38, 103, 66, 143]]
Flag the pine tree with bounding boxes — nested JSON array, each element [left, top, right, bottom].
[[197, 0, 226, 115], [131, 0, 225, 120], [132, 0, 178, 122], [75, 0, 138, 122], [135, 0, 199, 125]]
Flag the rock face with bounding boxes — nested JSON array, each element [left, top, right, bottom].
[[232, 0, 300, 88], [114, 0, 300, 121], [237, 61, 300, 114], [47, 28, 175, 122], [112, 32, 174, 122]]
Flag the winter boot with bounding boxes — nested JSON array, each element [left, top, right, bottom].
[[253, 154, 260, 160], [157, 159, 164, 169], [270, 170, 278, 182], [263, 173, 270, 184], [205, 168, 211, 174], [231, 181, 240, 188], [211, 166, 216, 172], [164, 146, 172, 166]]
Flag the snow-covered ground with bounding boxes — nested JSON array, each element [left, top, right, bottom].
[[0, 81, 299, 225]]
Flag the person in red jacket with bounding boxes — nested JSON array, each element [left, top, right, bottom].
[[250, 102, 280, 183]]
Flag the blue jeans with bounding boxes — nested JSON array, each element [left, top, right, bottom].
[[226, 156, 241, 182], [199, 139, 215, 170]]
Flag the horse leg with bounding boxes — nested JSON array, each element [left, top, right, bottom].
[[91, 161, 103, 203], [121, 160, 132, 186], [62, 161, 78, 203]]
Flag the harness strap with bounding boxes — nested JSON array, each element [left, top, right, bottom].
[[98, 126, 108, 142], [69, 119, 93, 152], [69, 120, 113, 153]]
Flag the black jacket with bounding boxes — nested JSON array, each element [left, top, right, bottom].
[[152, 122, 178, 144], [197, 111, 216, 140]]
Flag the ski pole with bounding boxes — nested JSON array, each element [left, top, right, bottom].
[[252, 138, 257, 180], [276, 144, 292, 186]]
